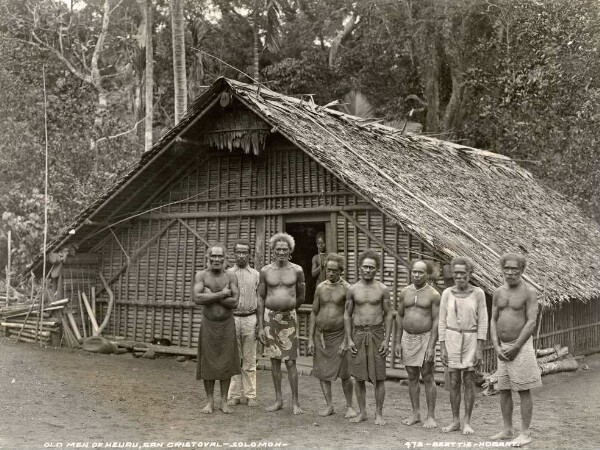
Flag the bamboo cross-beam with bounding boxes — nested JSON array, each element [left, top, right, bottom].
[[339, 210, 410, 269], [96, 219, 176, 295]]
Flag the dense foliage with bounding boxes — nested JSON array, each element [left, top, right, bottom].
[[1, 0, 598, 280]]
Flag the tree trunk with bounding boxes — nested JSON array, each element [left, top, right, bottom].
[[328, 10, 358, 68], [171, 0, 187, 123], [252, 2, 260, 82], [144, 0, 153, 152]]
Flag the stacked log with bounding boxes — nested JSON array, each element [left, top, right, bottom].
[[482, 345, 579, 395], [1, 299, 69, 346]]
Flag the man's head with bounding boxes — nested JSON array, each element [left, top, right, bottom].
[[499, 253, 526, 287], [450, 256, 474, 289], [234, 239, 251, 268], [411, 259, 434, 287], [325, 253, 345, 283], [358, 249, 380, 281], [269, 232, 295, 262], [208, 243, 227, 271], [316, 231, 326, 253]]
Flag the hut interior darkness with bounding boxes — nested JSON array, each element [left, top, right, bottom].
[[28, 78, 600, 373]]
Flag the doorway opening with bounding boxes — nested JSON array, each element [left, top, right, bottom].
[[285, 221, 326, 304]]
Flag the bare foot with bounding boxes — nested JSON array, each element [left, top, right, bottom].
[[344, 407, 358, 419], [292, 404, 303, 415], [220, 403, 233, 414], [265, 401, 283, 412], [374, 414, 387, 426], [318, 405, 335, 416], [246, 399, 259, 407], [402, 414, 421, 426], [510, 434, 532, 447], [463, 424, 475, 435], [491, 430, 514, 440], [442, 422, 461, 433], [201, 402, 214, 414], [423, 417, 437, 429], [350, 412, 367, 423]]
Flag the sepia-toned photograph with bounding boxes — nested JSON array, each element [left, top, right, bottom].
[[0, 1, 598, 449]]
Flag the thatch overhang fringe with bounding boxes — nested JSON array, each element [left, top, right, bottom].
[[26, 78, 600, 306]]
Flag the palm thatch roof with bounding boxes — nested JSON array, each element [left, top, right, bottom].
[[30, 78, 599, 305]]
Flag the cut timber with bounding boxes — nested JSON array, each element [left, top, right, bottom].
[[537, 346, 569, 364], [96, 273, 114, 335], [132, 344, 196, 357], [1, 322, 58, 331], [81, 292, 100, 335], [66, 312, 83, 341], [539, 357, 579, 375]]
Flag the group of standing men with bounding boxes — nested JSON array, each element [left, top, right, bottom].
[[193, 232, 541, 447]]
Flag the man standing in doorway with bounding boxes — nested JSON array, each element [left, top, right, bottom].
[[394, 260, 441, 428], [490, 253, 541, 447], [311, 231, 328, 288], [345, 249, 393, 426], [308, 253, 357, 418], [227, 239, 260, 407], [193, 243, 240, 414], [257, 232, 306, 414], [439, 256, 488, 434]]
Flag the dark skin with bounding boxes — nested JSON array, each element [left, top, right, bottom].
[[344, 257, 393, 426], [394, 261, 440, 428], [307, 260, 357, 418], [257, 239, 305, 415], [192, 246, 239, 414], [490, 258, 538, 446]]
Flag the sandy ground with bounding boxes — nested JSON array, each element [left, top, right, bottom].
[[0, 337, 598, 450]]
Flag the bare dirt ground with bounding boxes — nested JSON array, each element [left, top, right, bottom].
[[1, 337, 598, 450]]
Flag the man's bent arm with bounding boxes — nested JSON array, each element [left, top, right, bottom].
[[220, 272, 240, 309], [512, 287, 538, 349], [295, 267, 306, 309], [193, 272, 224, 305], [308, 286, 321, 344], [311, 255, 321, 278]]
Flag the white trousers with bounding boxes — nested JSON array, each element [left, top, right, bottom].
[[228, 314, 257, 400]]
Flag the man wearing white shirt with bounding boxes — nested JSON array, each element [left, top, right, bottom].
[[227, 240, 260, 407]]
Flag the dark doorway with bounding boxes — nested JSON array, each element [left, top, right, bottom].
[[286, 221, 326, 304]]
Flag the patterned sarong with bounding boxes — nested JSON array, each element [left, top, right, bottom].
[[401, 331, 431, 367], [496, 336, 542, 391], [196, 315, 241, 381], [349, 323, 387, 384], [263, 308, 298, 361], [312, 327, 349, 381]]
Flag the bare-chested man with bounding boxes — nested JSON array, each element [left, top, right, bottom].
[[344, 249, 393, 426], [193, 243, 240, 414], [257, 232, 305, 414], [311, 232, 328, 287], [394, 260, 440, 429], [490, 253, 541, 448], [308, 253, 357, 418]]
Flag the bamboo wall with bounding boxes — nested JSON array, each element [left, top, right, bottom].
[[65, 142, 600, 374]]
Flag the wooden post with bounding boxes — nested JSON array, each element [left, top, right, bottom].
[[5, 229, 11, 306]]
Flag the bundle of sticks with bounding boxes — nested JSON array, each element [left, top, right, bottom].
[[1, 298, 69, 345]]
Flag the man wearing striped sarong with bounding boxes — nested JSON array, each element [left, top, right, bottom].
[[490, 253, 541, 448]]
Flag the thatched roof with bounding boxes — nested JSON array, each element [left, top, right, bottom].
[[30, 78, 600, 305]]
